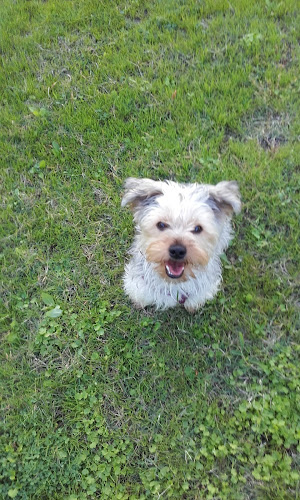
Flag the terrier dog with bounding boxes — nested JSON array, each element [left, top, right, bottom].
[[121, 177, 241, 312]]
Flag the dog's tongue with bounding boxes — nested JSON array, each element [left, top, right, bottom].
[[165, 260, 184, 278]]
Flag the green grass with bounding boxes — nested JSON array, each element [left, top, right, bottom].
[[0, 0, 299, 498]]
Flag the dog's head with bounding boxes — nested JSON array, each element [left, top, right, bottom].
[[122, 177, 241, 281]]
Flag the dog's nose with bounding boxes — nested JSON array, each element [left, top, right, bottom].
[[169, 244, 187, 260]]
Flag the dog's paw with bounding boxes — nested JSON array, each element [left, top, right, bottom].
[[132, 301, 145, 310], [184, 304, 199, 314]]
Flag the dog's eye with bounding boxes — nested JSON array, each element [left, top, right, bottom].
[[192, 225, 203, 234], [157, 222, 168, 230]]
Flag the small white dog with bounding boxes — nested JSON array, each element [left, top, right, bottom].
[[122, 177, 241, 312]]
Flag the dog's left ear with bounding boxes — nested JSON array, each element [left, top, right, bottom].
[[207, 181, 241, 216], [121, 177, 163, 211]]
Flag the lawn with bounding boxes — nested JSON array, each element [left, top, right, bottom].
[[0, 0, 299, 498]]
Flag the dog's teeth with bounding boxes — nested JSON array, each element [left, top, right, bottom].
[[165, 262, 184, 278]]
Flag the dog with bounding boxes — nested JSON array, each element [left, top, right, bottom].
[[121, 177, 241, 312]]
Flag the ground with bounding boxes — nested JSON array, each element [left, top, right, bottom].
[[0, 0, 299, 498]]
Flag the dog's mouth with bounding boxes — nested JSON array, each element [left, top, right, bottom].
[[165, 260, 185, 279]]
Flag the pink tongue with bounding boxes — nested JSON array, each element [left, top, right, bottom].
[[166, 260, 184, 277]]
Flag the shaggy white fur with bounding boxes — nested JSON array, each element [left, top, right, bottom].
[[122, 178, 241, 312]]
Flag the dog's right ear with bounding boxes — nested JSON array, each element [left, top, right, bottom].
[[121, 177, 163, 211]]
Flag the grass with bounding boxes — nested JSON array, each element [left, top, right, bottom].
[[0, 0, 299, 498]]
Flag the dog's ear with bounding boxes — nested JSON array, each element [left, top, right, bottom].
[[121, 177, 163, 210], [207, 181, 241, 216]]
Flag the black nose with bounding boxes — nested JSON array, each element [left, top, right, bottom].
[[169, 244, 187, 260]]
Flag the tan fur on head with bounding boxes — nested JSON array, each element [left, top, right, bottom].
[[146, 238, 209, 282], [145, 238, 210, 266]]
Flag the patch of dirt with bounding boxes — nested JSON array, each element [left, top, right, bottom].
[[245, 111, 290, 150]]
